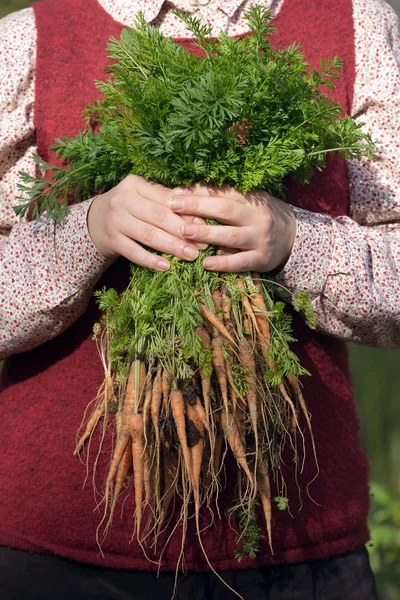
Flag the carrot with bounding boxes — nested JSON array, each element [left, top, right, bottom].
[[150, 367, 163, 446], [221, 288, 232, 324], [199, 304, 235, 344], [220, 410, 253, 484], [129, 412, 145, 540], [150, 366, 163, 512], [143, 445, 152, 506], [238, 336, 258, 452], [235, 405, 246, 448], [170, 385, 192, 480], [161, 369, 171, 418], [212, 289, 223, 321], [212, 336, 230, 416], [110, 443, 132, 515], [186, 403, 204, 522], [251, 274, 272, 352], [196, 326, 212, 420], [256, 453, 273, 553], [212, 411, 224, 477], [74, 400, 104, 456], [142, 376, 154, 434], [236, 279, 261, 337], [193, 392, 210, 436]]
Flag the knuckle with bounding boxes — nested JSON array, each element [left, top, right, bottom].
[[188, 197, 199, 214], [150, 203, 168, 224], [108, 189, 125, 213], [169, 237, 183, 255], [218, 256, 227, 271], [123, 173, 137, 188], [238, 253, 251, 271], [196, 225, 209, 241], [219, 199, 234, 219], [228, 228, 241, 247], [140, 224, 156, 244]]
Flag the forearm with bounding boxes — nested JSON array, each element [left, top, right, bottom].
[[0, 200, 110, 358], [275, 207, 400, 348]]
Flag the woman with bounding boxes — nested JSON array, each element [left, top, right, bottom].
[[0, 0, 398, 597]]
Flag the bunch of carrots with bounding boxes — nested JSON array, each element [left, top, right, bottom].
[[74, 264, 315, 568]]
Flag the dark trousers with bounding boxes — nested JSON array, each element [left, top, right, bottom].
[[0, 545, 378, 600]]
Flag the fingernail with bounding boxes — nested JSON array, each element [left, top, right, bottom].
[[157, 259, 170, 271], [203, 258, 216, 269], [184, 245, 199, 260], [182, 224, 196, 237], [169, 198, 184, 211], [194, 217, 202, 224], [173, 187, 186, 195]]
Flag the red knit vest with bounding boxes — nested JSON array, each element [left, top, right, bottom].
[[0, 0, 370, 571]]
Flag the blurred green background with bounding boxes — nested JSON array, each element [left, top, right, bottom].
[[1, 0, 399, 596]]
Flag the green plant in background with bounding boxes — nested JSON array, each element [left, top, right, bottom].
[[368, 482, 400, 599]]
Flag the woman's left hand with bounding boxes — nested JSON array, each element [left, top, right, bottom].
[[169, 185, 297, 273]]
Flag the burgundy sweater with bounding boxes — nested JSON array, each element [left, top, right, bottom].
[[0, 0, 370, 572]]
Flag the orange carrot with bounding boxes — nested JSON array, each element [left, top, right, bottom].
[[212, 411, 224, 477], [256, 453, 273, 553], [143, 445, 151, 506], [196, 326, 212, 419], [251, 275, 272, 353], [150, 367, 163, 447], [220, 411, 253, 484], [221, 288, 232, 324], [186, 403, 204, 521], [199, 304, 235, 344], [142, 376, 154, 434], [170, 386, 192, 480], [236, 279, 261, 337], [193, 392, 210, 436], [212, 336, 230, 415], [74, 400, 104, 456], [212, 289, 223, 322], [238, 336, 258, 451], [161, 369, 171, 418], [110, 443, 132, 514], [129, 412, 145, 540], [150, 366, 163, 511]]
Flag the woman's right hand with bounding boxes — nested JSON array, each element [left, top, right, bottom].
[[87, 174, 203, 271]]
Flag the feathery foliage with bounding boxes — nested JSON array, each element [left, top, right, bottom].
[[15, 6, 374, 220]]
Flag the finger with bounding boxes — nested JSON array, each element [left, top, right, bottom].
[[181, 215, 208, 250], [181, 223, 251, 250], [119, 237, 171, 272], [181, 215, 207, 226], [126, 197, 204, 249], [122, 218, 199, 262], [130, 174, 175, 206], [169, 194, 245, 225], [202, 250, 260, 273]]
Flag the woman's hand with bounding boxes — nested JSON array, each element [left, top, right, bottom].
[[169, 185, 297, 272], [87, 174, 205, 271]]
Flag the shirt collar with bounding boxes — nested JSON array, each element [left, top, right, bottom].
[[138, 0, 247, 23]]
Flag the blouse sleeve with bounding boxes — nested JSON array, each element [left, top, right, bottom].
[[0, 8, 111, 359], [275, 0, 400, 349]]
